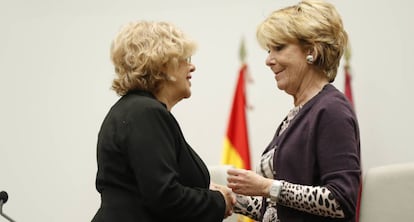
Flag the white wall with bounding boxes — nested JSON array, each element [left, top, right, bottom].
[[0, 0, 413, 221]]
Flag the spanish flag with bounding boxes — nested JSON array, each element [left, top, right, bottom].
[[221, 40, 253, 222], [221, 63, 251, 170]]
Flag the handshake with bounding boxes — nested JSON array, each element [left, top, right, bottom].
[[210, 182, 235, 218], [209, 166, 274, 219]]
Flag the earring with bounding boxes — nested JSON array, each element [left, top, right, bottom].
[[306, 55, 314, 64]]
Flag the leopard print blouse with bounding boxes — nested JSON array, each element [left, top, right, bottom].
[[234, 106, 345, 221], [234, 180, 345, 221]]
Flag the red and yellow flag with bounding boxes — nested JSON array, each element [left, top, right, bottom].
[[221, 40, 253, 222], [221, 63, 251, 170]]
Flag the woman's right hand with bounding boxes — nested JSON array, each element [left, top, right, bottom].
[[227, 168, 273, 197]]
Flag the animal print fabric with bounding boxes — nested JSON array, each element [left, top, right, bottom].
[[278, 181, 345, 218], [233, 105, 345, 221], [234, 194, 262, 221], [234, 182, 345, 221]]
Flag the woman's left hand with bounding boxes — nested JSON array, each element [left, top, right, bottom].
[[227, 168, 273, 197]]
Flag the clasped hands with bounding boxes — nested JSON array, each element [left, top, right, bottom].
[[210, 182, 235, 218], [210, 168, 273, 219]]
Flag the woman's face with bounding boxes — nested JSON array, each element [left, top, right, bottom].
[[265, 43, 309, 95], [166, 57, 196, 100]]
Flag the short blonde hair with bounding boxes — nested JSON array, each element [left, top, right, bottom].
[[110, 21, 197, 96], [257, 0, 348, 82]]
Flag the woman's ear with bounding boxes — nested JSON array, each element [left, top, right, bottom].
[[305, 47, 317, 64], [160, 64, 169, 75], [307, 46, 318, 60]]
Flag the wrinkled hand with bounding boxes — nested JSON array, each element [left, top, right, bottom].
[[227, 168, 273, 197], [210, 182, 236, 218]]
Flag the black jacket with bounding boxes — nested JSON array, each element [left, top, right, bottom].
[[92, 90, 225, 222]]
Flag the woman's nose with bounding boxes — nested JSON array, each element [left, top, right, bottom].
[[265, 55, 275, 66], [189, 64, 196, 72]]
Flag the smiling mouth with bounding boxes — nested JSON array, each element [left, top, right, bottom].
[[274, 69, 283, 75], [273, 70, 283, 81]]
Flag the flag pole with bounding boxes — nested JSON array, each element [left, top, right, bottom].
[[343, 42, 354, 107], [239, 37, 246, 64], [234, 36, 254, 222], [344, 42, 351, 71], [240, 37, 253, 111], [221, 37, 251, 170]]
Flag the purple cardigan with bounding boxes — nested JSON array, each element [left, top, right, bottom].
[[264, 84, 361, 222]]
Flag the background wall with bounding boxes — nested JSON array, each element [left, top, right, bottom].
[[1, 0, 413, 221]]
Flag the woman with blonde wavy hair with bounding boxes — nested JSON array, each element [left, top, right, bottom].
[[227, 1, 361, 222], [92, 21, 235, 222]]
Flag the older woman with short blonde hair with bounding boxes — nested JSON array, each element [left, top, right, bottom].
[[92, 20, 235, 222], [227, 1, 361, 222]]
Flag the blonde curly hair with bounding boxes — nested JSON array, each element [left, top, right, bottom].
[[110, 21, 197, 96], [256, 0, 348, 82]]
